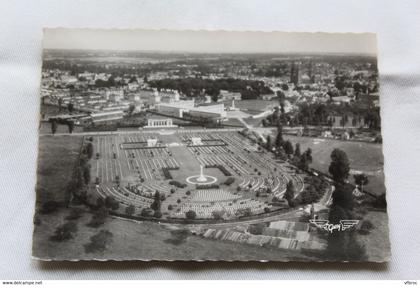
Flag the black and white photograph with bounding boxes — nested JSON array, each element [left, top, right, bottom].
[[32, 28, 389, 262]]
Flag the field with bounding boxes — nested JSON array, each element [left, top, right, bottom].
[[32, 208, 314, 261], [235, 99, 279, 113], [36, 135, 83, 205], [356, 210, 391, 262], [283, 135, 386, 195]]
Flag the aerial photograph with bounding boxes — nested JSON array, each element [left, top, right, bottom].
[[32, 29, 389, 262]]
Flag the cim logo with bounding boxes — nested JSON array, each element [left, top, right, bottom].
[[309, 219, 359, 233]]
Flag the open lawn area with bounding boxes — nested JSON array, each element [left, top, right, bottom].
[[36, 135, 83, 205], [283, 135, 386, 195]]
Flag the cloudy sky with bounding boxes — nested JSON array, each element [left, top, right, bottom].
[[43, 28, 377, 54]]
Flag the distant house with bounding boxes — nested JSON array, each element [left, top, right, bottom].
[[261, 93, 277, 100], [217, 90, 242, 102], [332, 96, 352, 105]]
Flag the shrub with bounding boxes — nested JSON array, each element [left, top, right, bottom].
[[359, 220, 374, 235], [248, 223, 266, 235], [86, 142, 93, 159], [264, 207, 270, 213], [185, 210, 197, 220], [50, 222, 78, 242], [141, 208, 154, 217], [87, 208, 107, 228], [186, 190, 191, 196], [170, 189, 175, 194], [125, 204, 135, 216], [105, 196, 119, 210], [162, 168, 174, 180], [84, 230, 113, 254], [205, 164, 232, 176], [169, 180, 187, 188], [224, 177, 235, 186], [153, 210, 162, 218], [196, 184, 219, 189], [236, 207, 252, 217], [168, 205, 174, 211], [176, 199, 181, 204], [65, 208, 83, 220], [212, 210, 225, 220]]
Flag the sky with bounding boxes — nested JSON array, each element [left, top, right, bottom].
[[43, 28, 377, 54]]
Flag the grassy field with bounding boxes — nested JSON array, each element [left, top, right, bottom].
[[283, 135, 386, 195], [356, 210, 390, 262], [33, 208, 316, 261], [36, 135, 83, 205]]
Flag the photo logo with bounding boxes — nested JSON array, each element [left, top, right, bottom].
[[309, 219, 359, 233]]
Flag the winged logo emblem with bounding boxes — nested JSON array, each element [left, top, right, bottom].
[[309, 219, 359, 233]]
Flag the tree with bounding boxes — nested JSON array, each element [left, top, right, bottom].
[[299, 153, 309, 171], [86, 143, 93, 159], [68, 102, 74, 113], [50, 222, 78, 242], [283, 140, 294, 156], [105, 196, 119, 211], [277, 91, 286, 114], [141, 208, 154, 217], [128, 104, 135, 115], [83, 165, 90, 185], [275, 123, 284, 148], [51, 120, 57, 135], [153, 210, 162, 218], [353, 173, 369, 192], [294, 143, 301, 157], [328, 148, 350, 184], [84, 230, 113, 254], [150, 191, 161, 212], [67, 120, 74, 134], [125, 204, 135, 216], [325, 183, 366, 261], [58, 98, 63, 111], [304, 148, 313, 163], [284, 180, 295, 205], [185, 210, 196, 220], [266, 135, 272, 150]]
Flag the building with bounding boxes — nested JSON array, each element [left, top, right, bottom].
[[331, 96, 352, 105], [145, 118, 176, 128], [157, 100, 195, 117], [139, 89, 160, 106], [218, 90, 242, 102], [90, 110, 124, 123], [105, 89, 124, 102], [147, 138, 158, 147], [160, 90, 180, 103], [157, 100, 227, 121], [191, 137, 202, 145]]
